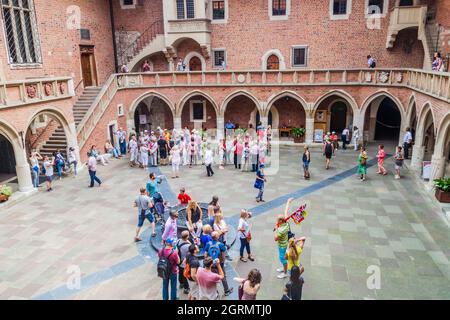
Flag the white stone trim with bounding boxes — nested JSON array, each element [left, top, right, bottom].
[[268, 0, 291, 21], [261, 49, 286, 70], [329, 0, 352, 21], [364, 0, 388, 18], [291, 45, 308, 68], [184, 51, 206, 71], [120, 0, 136, 9], [189, 100, 207, 122], [209, 0, 228, 24]]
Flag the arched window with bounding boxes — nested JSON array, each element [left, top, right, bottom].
[[267, 54, 279, 70], [189, 56, 202, 71]]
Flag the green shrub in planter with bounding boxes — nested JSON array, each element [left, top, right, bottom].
[[1, 185, 12, 197], [291, 127, 306, 138], [434, 177, 450, 192]]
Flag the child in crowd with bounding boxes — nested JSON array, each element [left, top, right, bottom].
[[394, 146, 404, 180], [178, 187, 192, 205], [200, 224, 213, 253], [376, 144, 387, 175]]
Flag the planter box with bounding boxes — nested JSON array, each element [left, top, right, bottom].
[[0, 194, 9, 202], [435, 189, 450, 203], [293, 136, 305, 143]]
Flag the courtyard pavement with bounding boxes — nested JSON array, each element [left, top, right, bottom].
[[0, 143, 449, 300]]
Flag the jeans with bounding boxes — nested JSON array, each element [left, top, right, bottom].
[[89, 170, 101, 187], [403, 142, 410, 159], [341, 135, 347, 149], [32, 169, 39, 188], [206, 164, 214, 176], [240, 237, 251, 257], [69, 161, 78, 176], [109, 148, 119, 158], [120, 141, 127, 155], [256, 186, 264, 201], [212, 263, 230, 293], [234, 153, 238, 168], [57, 162, 64, 178], [178, 267, 190, 290], [162, 273, 178, 300]]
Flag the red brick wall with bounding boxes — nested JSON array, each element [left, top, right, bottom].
[[273, 97, 306, 128], [0, 0, 115, 87], [224, 96, 258, 128]]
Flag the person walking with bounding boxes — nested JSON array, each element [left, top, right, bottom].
[[358, 147, 368, 181], [341, 127, 350, 150], [376, 144, 387, 175], [204, 144, 214, 177], [204, 231, 234, 296], [282, 265, 304, 300], [176, 230, 192, 295], [196, 256, 224, 300], [67, 147, 78, 176], [352, 126, 360, 151], [274, 198, 293, 279], [158, 238, 180, 300], [30, 151, 42, 188], [323, 139, 334, 170], [234, 269, 262, 300], [302, 144, 311, 180], [43, 155, 55, 192], [134, 187, 155, 242], [238, 209, 254, 262], [402, 127, 413, 159], [87, 153, 102, 188], [394, 145, 404, 179], [254, 164, 267, 202], [54, 150, 65, 180]]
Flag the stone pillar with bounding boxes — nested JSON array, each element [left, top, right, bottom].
[[216, 117, 224, 141], [305, 115, 314, 145], [410, 145, 424, 170], [15, 149, 33, 193], [260, 116, 268, 129], [429, 154, 446, 188], [174, 117, 182, 131], [353, 112, 365, 144]]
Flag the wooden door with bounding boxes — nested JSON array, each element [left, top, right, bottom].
[[81, 53, 93, 87], [189, 56, 202, 71]]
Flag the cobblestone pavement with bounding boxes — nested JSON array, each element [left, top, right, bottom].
[[0, 143, 449, 300]]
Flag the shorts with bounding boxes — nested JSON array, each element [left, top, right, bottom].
[[325, 152, 332, 159], [395, 164, 403, 170], [189, 281, 199, 299], [278, 246, 287, 265], [303, 161, 310, 170], [137, 210, 155, 227], [46, 175, 53, 182]]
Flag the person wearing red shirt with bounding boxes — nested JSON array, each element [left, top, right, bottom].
[[178, 187, 192, 205]]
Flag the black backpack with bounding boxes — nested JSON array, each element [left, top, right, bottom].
[[157, 249, 174, 279], [370, 60, 376, 68], [325, 143, 333, 154]]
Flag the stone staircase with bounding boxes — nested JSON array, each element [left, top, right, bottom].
[[425, 21, 442, 63], [38, 126, 67, 158], [73, 86, 102, 128]]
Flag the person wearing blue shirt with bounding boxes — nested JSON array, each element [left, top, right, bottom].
[[225, 120, 235, 130], [146, 172, 161, 197]]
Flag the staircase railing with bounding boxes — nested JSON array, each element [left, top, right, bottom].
[[76, 74, 119, 150], [118, 20, 164, 66], [27, 119, 55, 152]]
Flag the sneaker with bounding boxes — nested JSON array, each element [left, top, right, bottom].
[[276, 268, 284, 273], [183, 289, 190, 295], [277, 273, 288, 279], [224, 288, 234, 296]]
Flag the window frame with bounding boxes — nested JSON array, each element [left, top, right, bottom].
[[120, 0, 136, 9], [291, 45, 308, 68], [1, 0, 42, 68], [329, 0, 352, 20], [190, 100, 207, 122], [176, 0, 195, 20], [268, 0, 290, 21], [212, 48, 226, 69], [365, 0, 388, 18], [211, 0, 227, 23]]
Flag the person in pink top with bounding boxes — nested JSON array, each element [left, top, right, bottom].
[[376, 144, 387, 175], [162, 210, 179, 244], [196, 256, 224, 300], [235, 139, 244, 170]]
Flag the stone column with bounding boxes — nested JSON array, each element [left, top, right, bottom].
[[216, 117, 224, 141], [260, 116, 268, 129], [305, 115, 314, 145], [410, 145, 424, 170], [429, 154, 446, 188], [174, 117, 182, 131], [353, 112, 365, 144], [15, 149, 33, 193]]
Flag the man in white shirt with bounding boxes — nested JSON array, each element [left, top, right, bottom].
[[204, 144, 214, 177], [128, 135, 138, 167], [43, 156, 55, 192], [341, 127, 350, 150], [87, 154, 102, 188], [403, 127, 413, 159]]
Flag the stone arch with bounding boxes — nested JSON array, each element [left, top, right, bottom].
[[265, 91, 308, 132], [405, 93, 418, 135], [313, 90, 358, 116], [435, 112, 450, 157], [360, 90, 405, 120], [220, 90, 262, 116], [183, 51, 206, 71], [266, 90, 308, 115], [129, 91, 176, 119], [0, 118, 33, 192], [261, 49, 286, 70], [177, 90, 219, 117]]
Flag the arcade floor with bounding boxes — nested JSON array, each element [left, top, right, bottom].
[[0, 143, 449, 300]]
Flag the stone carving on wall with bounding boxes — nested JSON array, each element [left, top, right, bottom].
[[396, 73, 403, 83], [44, 83, 53, 96], [59, 82, 66, 94], [237, 74, 245, 83], [26, 84, 37, 98], [365, 72, 372, 82], [378, 72, 389, 83]]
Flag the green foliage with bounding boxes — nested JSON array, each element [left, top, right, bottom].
[[434, 177, 450, 192], [291, 127, 306, 138], [1, 185, 12, 197]]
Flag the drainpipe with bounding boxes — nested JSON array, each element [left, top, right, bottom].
[[109, 0, 119, 73]]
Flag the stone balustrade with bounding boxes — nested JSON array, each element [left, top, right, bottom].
[[0, 77, 74, 108]]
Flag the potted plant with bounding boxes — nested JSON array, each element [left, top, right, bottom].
[[291, 127, 306, 143], [434, 177, 450, 203], [0, 185, 12, 202]]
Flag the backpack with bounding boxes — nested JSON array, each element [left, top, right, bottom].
[[177, 240, 189, 265], [207, 241, 222, 262], [370, 60, 376, 68], [157, 249, 174, 279], [325, 143, 333, 154], [183, 255, 195, 281]]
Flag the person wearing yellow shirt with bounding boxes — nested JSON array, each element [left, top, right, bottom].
[[285, 236, 306, 272]]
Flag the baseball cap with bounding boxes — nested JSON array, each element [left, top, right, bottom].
[[165, 238, 175, 245]]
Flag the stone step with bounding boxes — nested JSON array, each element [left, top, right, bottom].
[[46, 140, 67, 145]]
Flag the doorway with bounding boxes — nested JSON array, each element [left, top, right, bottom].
[[374, 98, 401, 141], [80, 46, 98, 87], [0, 134, 16, 183], [330, 102, 347, 133], [109, 124, 116, 146]]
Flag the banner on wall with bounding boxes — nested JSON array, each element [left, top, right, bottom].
[[314, 129, 324, 143], [139, 115, 147, 124]]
